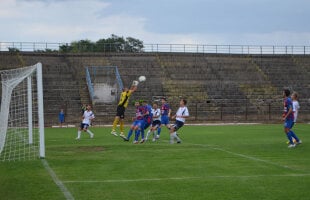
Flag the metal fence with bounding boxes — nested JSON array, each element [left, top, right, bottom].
[[186, 102, 310, 123], [1, 42, 310, 55]]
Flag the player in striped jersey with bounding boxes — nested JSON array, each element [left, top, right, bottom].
[[111, 81, 138, 138], [140, 100, 153, 143], [145, 102, 161, 142], [156, 97, 171, 139], [123, 101, 148, 144], [282, 89, 301, 148]]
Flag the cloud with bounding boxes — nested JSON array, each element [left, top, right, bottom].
[[0, 0, 111, 41], [0, 0, 309, 45]]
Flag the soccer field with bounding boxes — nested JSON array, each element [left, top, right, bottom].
[[0, 124, 309, 200]]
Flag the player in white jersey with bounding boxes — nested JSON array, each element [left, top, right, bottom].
[[288, 91, 302, 144], [76, 104, 95, 140], [291, 92, 300, 123], [169, 99, 189, 144], [145, 102, 161, 142]]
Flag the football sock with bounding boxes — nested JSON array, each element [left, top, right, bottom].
[[146, 130, 151, 140], [290, 131, 300, 142], [141, 128, 145, 139], [286, 132, 294, 144], [112, 118, 119, 131], [120, 120, 124, 133], [127, 129, 133, 140], [157, 127, 161, 135], [77, 130, 81, 138], [87, 130, 94, 137], [170, 134, 174, 144], [135, 130, 140, 141], [173, 132, 181, 142]]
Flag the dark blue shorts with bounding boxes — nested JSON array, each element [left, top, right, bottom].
[[80, 123, 89, 129], [161, 115, 169, 125], [171, 120, 184, 131], [284, 119, 294, 129], [151, 120, 161, 128], [132, 120, 144, 129]]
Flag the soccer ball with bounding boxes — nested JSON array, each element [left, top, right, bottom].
[[138, 76, 146, 82]]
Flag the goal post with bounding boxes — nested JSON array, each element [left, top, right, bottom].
[[0, 62, 45, 161]]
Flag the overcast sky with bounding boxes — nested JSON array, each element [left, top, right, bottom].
[[0, 0, 309, 45]]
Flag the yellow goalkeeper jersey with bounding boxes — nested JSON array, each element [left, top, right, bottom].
[[118, 90, 133, 108]]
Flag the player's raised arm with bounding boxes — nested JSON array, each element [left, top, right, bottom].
[[130, 80, 138, 92]]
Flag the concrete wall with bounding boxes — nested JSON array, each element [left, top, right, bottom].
[[0, 52, 309, 125]]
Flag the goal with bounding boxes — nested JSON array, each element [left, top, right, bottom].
[[0, 63, 45, 161]]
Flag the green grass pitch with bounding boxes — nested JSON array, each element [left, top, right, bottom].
[[0, 124, 309, 200]]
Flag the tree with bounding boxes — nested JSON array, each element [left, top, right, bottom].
[[71, 39, 95, 53], [58, 35, 144, 53], [125, 37, 143, 52]]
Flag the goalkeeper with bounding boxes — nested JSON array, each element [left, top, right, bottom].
[[111, 80, 138, 138]]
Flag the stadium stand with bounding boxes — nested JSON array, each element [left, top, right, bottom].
[[0, 52, 309, 126]]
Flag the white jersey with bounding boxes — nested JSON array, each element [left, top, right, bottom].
[[152, 108, 161, 121], [292, 100, 300, 122], [82, 110, 95, 125], [175, 106, 189, 123]]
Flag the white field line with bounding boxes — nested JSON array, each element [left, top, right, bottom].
[[159, 139, 305, 172], [62, 141, 309, 184], [63, 173, 310, 183], [187, 142, 306, 172], [41, 159, 75, 200]]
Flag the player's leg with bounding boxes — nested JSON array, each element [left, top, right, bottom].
[[85, 125, 94, 138], [76, 124, 83, 140], [134, 126, 141, 144], [124, 128, 133, 141], [157, 116, 167, 139], [111, 115, 120, 136], [145, 127, 152, 141], [285, 120, 295, 148], [156, 124, 162, 139], [152, 126, 158, 141], [289, 123, 301, 144], [169, 125, 176, 144], [124, 122, 136, 141], [174, 122, 183, 143], [141, 120, 150, 143], [112, 106, 124, 136], [170, 121, 183, 144], [140, 121, 146, 142], [119, 118, 126, 138], [146, 122, 156, 141], [119, 107, 125, 137]]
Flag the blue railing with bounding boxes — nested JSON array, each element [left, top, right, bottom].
[[85, 66, 123, 100], [114, 67, 123, 91], [85, 67, 95, 102], [1, 42, 310, 55]]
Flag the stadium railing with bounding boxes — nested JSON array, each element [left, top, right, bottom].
[[85, 67, 95, 102], [114, 67, 123, 91], [1, 42, 310, 55]]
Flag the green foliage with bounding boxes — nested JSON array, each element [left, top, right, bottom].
[[34, 49, 58, 53], [8, 47, 20, 52], [1, 124, 309, 199], [59, 34, 144, 53]]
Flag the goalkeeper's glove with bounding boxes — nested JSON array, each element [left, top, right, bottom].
[[132, 80, 139, 86]]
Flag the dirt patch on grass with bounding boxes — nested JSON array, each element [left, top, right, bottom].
[[77, 146, 105, 152]]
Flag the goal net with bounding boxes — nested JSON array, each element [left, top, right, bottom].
[[0, 63, 45, 161]]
